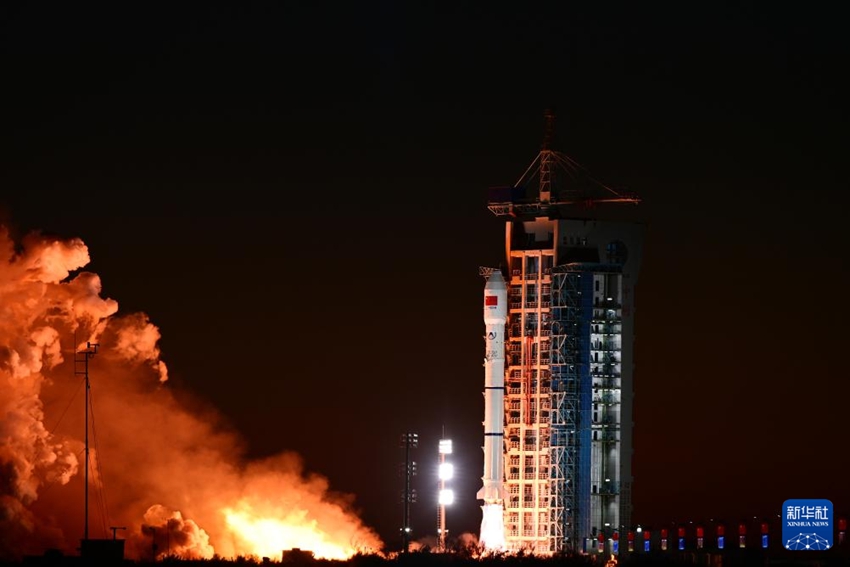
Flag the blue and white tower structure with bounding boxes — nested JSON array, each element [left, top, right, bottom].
[[477, 269, 508, 552], [484, 110, 644, 555]]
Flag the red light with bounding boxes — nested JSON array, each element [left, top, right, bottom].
[[696, 527, 704, 538], [717, 525, 725, 536], [644, 530, 651, 540], [761, 522, 768, 534], [840, 518, 847, 531], [661, 528, 668, 539], [613, 532, 620, 541], [627, 531, 635, 542], [738, 523, 746, 535], [598, 533, 605, 543], [678, 527, 685, 538]]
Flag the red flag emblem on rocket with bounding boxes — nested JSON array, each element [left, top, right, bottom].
[[485, 295, 498, 306]]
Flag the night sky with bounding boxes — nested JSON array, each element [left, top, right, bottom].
[[1, 1, 848, 553]]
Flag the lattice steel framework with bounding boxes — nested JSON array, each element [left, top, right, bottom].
[[548, 268, 592, 553]]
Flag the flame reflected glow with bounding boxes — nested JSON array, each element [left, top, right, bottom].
[[225, 507, 354, 561]]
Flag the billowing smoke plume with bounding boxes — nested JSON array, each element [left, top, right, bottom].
[[0, 226, 383, 561]]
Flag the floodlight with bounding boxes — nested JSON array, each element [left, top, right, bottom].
[[439, 489, 454, 506], [438, 463, 454, 480]]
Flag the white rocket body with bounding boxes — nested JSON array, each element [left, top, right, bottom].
[[477, 270, 507, 551]]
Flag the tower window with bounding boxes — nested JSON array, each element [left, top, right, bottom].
[[606, 240, 628, 264]]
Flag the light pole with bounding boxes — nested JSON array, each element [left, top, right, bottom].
[[74, 342, 98, 545], [437, 438, 454, 552], [400, 433, 418, 554]]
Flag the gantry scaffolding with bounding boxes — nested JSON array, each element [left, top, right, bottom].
[[548, 263, 625, 553], [486, 111, 641, 556], [504, 251, 553, 551], [549, 267, 590, 553]]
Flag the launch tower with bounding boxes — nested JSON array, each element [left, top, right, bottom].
[[481, 110, 644, 555]]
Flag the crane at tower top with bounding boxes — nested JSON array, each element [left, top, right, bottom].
[[487, 109, 641, 218]]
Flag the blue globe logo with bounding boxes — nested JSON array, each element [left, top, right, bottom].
[[785, 532, 830, 550]]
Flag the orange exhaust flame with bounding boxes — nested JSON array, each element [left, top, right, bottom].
[[479, 503, 506, 553], [224, 506, 356, 561], [0, 226, 383, 561]]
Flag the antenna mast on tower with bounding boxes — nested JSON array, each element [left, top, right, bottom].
[[539, 108, 556, 203], [487, 108, 641, 218]]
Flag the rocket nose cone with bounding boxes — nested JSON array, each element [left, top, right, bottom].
[[485, 270, 506, 290]]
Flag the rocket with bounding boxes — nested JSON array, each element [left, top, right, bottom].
[[477, 270, 507, 551]]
